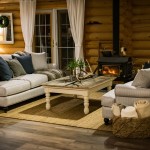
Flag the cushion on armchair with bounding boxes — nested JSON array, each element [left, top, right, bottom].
[[132, 68, 150, 88]]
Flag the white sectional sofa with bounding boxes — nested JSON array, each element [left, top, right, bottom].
[[0, 53, 63, 112]]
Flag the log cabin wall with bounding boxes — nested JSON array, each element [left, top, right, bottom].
[[120, 0, 133, 57], [84, 0, 113, 72], [131, 0, 150, 70], [0, 0, 24, 54], [0, 0, 66, 54], [84, 0, 150, 72], [0, 0, 150, 72]]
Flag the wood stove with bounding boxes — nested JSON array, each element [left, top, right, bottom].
[[97, 56, 133, 82]]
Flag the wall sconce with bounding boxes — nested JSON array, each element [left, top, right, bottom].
[[0, 27, 4, 41]]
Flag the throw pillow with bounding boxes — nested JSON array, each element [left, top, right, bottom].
[[15, 55, 34, 74], [0, 57, 13, 81], [7, 59, 26, 77], [31, 52, 48, 71], [132, 68, 150, 88]]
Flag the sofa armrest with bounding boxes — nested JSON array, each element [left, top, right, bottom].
[[115, 84, 150, 98], [101, 89, 115, 107]]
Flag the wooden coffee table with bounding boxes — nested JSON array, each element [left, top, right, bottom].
[[42, 76, 116, 114]]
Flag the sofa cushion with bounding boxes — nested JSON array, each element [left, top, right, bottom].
[[0, 57, 13, 81], [7, 59, 26, 77], [31, 52, 48, 71], [0, 79, 30, 96], [15, 55, 34, 74], [15, 74, 48, 88], [132, 68, 150, 88]]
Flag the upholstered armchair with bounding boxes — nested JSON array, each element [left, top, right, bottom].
[[101, 68, 150, 125]]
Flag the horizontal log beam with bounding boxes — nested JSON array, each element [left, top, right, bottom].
[[132, 41, 150, 49], [132, 50, 150, 57], [0, 41, 25, 48], [132, 32, 150, 40], [0, 0, 19, 4], [0, 48, 24, 54], [85, 33, 113, 41], [86, 0, 112, 8]]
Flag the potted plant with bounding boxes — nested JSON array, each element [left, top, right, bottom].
[[67, 59, 78, 81], [77, 59, 87, 77], [67, 59, 92, 81]]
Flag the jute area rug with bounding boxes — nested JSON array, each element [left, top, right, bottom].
[[0, 91, 112, 131]]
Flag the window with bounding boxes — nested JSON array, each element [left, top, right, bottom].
[[34, 13, 52, 63], [34, 10, 75, 69], [57, 10, 75, 70]]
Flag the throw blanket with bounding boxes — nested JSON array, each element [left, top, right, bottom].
[[35, 69, 63, 81], [121, 106, 138, 118], [134, 100, 150, 118]]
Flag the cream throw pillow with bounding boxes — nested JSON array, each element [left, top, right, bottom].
[[132, 68, 150, 88], [31, 52, 48, 71]]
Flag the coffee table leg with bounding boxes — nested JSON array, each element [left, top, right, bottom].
[[84, 96, 89, 114], [107, 85, 112, 91], [46, 91, 51, 110]]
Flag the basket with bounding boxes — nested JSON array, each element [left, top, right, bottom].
[[112, 116, 150, 138]]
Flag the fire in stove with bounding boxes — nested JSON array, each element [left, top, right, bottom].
[[102, 65, 120, 76]]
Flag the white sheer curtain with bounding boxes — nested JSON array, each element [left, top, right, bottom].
[[20, 0, 36, 52], [67, 0, 85, 60]]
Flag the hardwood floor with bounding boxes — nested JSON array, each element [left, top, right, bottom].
[[0, 117, 149, 150]]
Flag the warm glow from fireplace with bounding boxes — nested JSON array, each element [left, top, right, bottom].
[[102, 65, 120, 76]]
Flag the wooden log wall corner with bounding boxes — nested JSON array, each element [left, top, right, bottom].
[[131, 0, 150, 70], [84, 0, 113, 72], [0, 0, 149, 71]]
